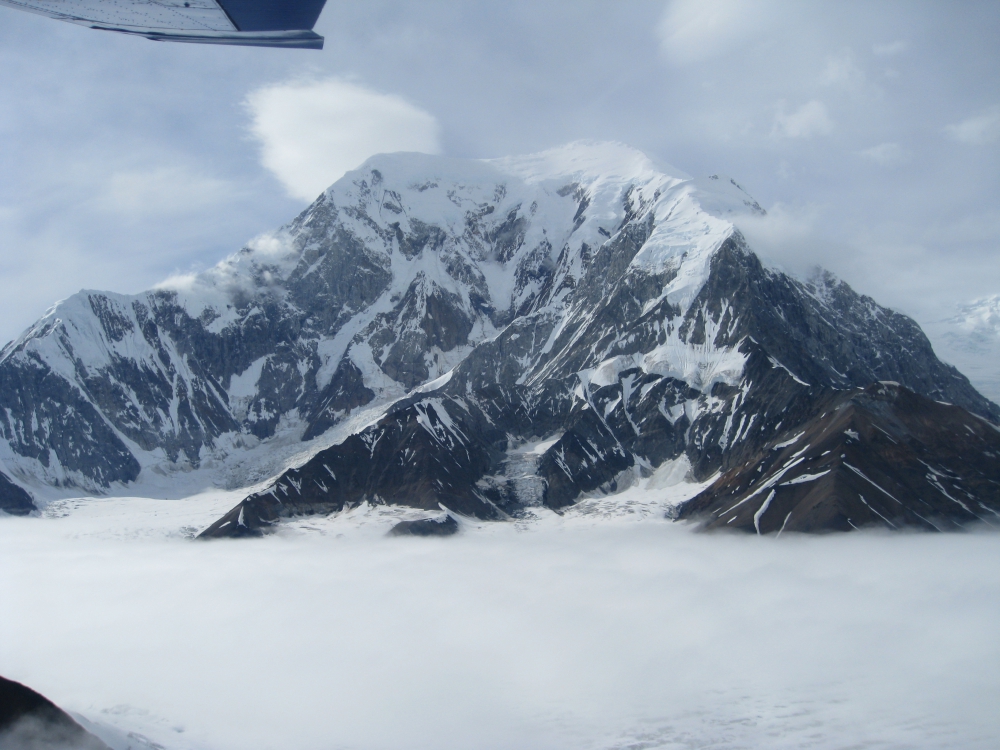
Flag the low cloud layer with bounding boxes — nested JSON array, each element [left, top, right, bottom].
[[246, 78, 442, 202], [1, 499, 999, 750]]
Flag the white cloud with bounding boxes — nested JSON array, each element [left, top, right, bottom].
[[0, 146, 282, 344], [735, 201, 836, 275], [772, 100, 835, 139], [872, 40, 908, 56], [858, 142, 910, 166], [821, 51, 867, 91], [95, 166, 238, 217], [3, 501, 999, 749], [657, 0, 769, 64], [246, 78, 442, 202], [945, 105, 1000, 146]]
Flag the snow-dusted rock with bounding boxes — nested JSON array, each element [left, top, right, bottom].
[[678, 381, 1000, 533]]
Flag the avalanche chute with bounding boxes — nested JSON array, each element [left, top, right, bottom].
[[0, 0, 329, 49]]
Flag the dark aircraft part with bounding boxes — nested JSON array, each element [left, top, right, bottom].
[[0, 0, 329, 49], [102, 27, 325, 49], [219, 0, 326, 32]]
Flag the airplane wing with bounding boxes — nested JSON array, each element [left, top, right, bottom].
[[0, 0, 329, 49]]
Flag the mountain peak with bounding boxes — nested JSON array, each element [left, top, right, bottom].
[[145, 145, 764, 327], [0, 142, 994, 531]]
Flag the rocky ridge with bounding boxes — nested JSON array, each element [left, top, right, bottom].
[[676, 381, 1000, 532]]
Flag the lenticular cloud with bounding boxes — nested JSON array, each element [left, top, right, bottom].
[[246, 78, 442, 202]]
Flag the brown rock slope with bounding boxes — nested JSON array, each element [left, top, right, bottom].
[[676, 382, 1000, 533]]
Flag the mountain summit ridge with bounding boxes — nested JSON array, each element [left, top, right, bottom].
[[0, 142, 995, 530]]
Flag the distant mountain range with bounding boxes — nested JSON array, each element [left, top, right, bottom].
[[1, 143, 997, 532], [923, 295, 1000, 404]]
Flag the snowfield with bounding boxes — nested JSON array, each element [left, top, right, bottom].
[[2, 490, 999, 750]]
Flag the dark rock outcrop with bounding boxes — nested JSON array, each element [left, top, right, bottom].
[[0, 472, 34, 516], [199, 395, 508, 538], [388, 514, 459, 537], [0, 675, 110, 750]]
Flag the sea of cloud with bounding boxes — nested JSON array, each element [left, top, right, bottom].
[[1, 491, 999, 750]]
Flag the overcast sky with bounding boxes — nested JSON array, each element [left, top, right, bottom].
[[0, 0, 998, 346]]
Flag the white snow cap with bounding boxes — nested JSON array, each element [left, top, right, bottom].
[[12, 142, 766, 353]]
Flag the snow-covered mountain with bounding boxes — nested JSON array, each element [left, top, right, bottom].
[[923, 295, 1000, 404], [0, 142, 996, 530]]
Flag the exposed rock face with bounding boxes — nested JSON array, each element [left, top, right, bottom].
[[0, 675, 110, 750], [389, 515, 459, 537], [199, 394, 508, 538], [676, 382, 1000, 533], [0, 142, 995, 532]]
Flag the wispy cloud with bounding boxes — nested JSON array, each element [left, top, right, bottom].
[[735, 201, 835, 275], [945, 105, 1000, 146], [246, 78, 442, 202], [872, 40, 908, 57], [657, 0, 770, 65], [772, 100, 834, 139], [858, 142, 910, 166], [94, 166, 240, 218], [821, 51, 867, 91]]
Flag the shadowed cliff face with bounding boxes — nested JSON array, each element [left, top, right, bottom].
[[0, 676, 110, 750]]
